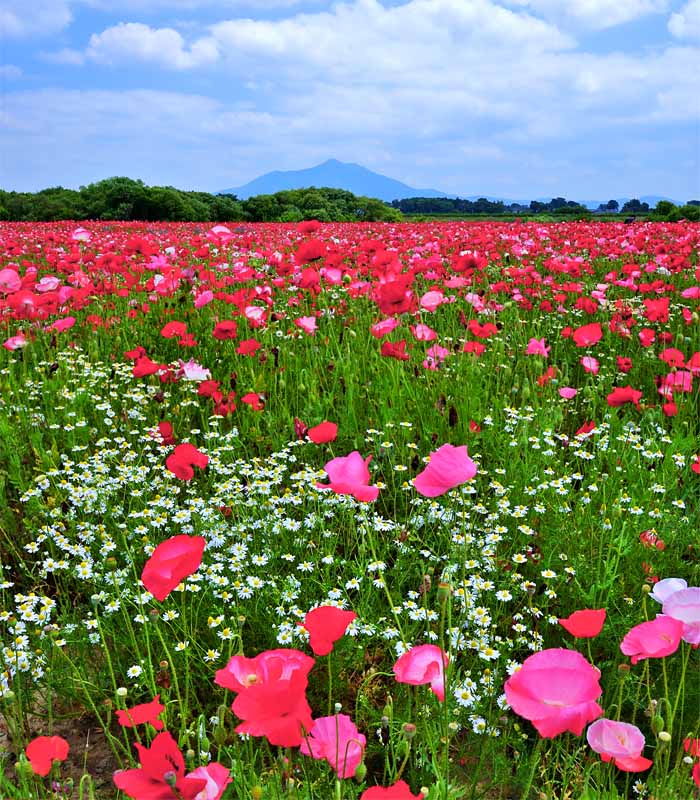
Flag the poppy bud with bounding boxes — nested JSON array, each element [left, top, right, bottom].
[[651, 714, 665, 734], [354, 762, 367, 782]]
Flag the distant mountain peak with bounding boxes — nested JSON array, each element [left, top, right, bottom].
[[220, 160, 451, 202]]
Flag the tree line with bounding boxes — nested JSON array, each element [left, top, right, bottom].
[[1, 178, 697, 222], [0, 178, 402, 223], [392, 196, 700, 220]]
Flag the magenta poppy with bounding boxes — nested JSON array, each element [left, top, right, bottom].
[[414, 444, 476, 498], [504, 649, 603, 738]]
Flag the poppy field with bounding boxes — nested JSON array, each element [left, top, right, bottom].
[[0, 218, 699, 799]]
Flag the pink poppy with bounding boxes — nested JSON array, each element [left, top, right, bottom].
[[559, 609, 606, 638], [581, 356, 599, 375], [300, 714, 366, 778], [177, 359, 211, 381], [558, 387, 578, 400], [419, 290, 444, 312], [370, 318, 400, 338], [504, 648, 603, 738], [393, 644, 448, 701], [194, 290, 214, 308], [317, 451, 379, 502], [295, 316, 317, 335], [620, 615, 684, 664], [187, 763, 232, 800], [414, 444, 476, 498], [304, 606, 357, 656], [525, 338, 550, 357], [141, 535, 206, 602], [587, 719, 652, 772], [410, 323, 437, 342], [215, 649, 315, 694], [360, 781, 424, 799], [3, 333, 27, 350], [662, 587, 700, 645], [308, 421, 338, 444]]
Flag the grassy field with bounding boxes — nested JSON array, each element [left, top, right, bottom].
[[0, 219, 698, 799]]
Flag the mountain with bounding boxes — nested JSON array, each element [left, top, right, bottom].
[[220, 159, 451, 201]]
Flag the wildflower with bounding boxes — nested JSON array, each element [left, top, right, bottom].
[[25, 736, 69, 776], [504, 648, 603, 737], [300, 714, 366, 778]]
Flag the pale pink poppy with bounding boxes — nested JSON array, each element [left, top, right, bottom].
[[414, 444, 476, 498], [3, 333, 27, 351], [420, 290, 444, 312], [71, 226, 91, 242], [620, 615, 684, 664], [558, 387, 578, 400], [0, 268, 21, 294], [393, 644, 448, 701], [177, 359, 212, 381], [526, 338, 550, 357], [36, 276, 61, 293], [587, 719, 652, 772], [581, 356, 600, 375], [370, 318, 400, 338], [317, 451, 379, 502], [662, 587, 700, 645], [295, 316, 317, 335], [188, 763, 232, 800], [300, 714, 366, 778], [410, 323, 437, 342], [649, 577, 687, 605], [504, 648, 603, 738]]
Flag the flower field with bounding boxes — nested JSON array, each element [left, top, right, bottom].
[[0, 219, 699, 799]]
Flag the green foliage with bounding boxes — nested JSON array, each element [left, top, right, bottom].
[[0, 178, 245, 222], [0, 180, 402, 223], [241, 186, 403, 222]]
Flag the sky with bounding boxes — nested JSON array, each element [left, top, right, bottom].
[[1, 0, 699, 201]]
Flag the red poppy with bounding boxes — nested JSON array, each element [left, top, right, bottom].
[[113, 731, 206, 800], [607, 385, 642, 409], [231, 670, 313, 747], [572, 322, 603, 347], [237, 338, 261, 356], [25, 735, 69, 776], [141, 535, 206, 602], [165, 443, 208, 480], [304, 606, 357, 655], [212, 320, 238, 340], [308, 421, 338, 444], [241, 392, 265, 411], [381, 340, 409, 361], [559, 609, 606, 638], [116, 695, 166, 730]]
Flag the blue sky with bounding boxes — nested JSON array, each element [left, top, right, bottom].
[[1, 0, 699, 201]]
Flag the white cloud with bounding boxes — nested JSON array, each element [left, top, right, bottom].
[[0, 0, 72, 37], [506, 0, 669, 30], [0, 63, 21, 78], [87, 22, 219, 69], [41, 48, 86, 65], [669, 0, 700, 38]]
